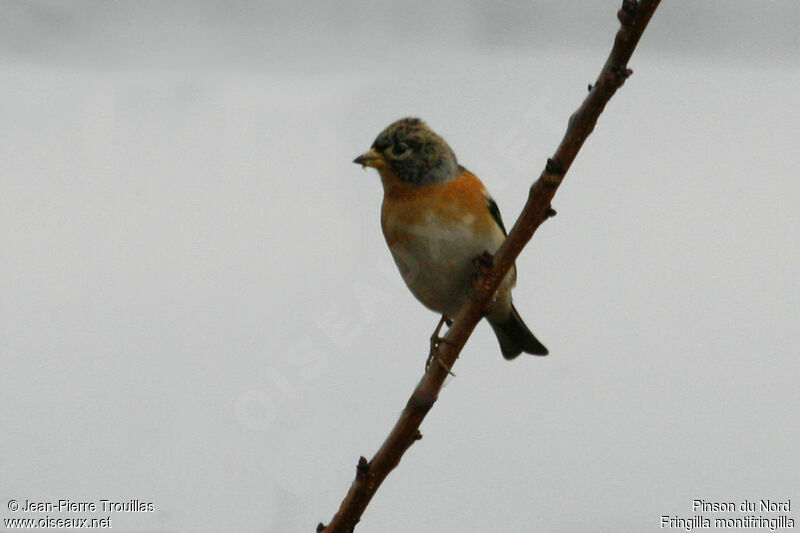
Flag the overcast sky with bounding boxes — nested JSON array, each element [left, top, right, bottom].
[[1, 1, 798, 532]]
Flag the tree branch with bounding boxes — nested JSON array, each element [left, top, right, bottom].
[[319, 1, 661, 530]]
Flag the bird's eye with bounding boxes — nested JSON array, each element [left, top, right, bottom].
[[393, 142, 409, 156]]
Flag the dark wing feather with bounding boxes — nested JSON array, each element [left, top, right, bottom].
[[486, 196, 507, 236], [457, 164, 508, 235]]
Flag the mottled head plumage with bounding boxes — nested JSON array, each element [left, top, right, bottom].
[[368, 118, 458, 185]]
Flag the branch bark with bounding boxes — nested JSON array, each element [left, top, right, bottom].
[[320, 1, 661, 530]]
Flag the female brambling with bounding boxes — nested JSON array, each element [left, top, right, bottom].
[[354, 117, 548, 359]]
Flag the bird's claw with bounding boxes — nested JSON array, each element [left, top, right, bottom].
[[473, 250, 494, 269], [425, 345, 456, 376], [426, 316, 456, 376], [472, 250, 496, 292]]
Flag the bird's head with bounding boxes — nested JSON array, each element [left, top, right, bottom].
[[354, 117, 458, 185]]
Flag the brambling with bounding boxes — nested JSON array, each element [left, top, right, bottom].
[[354, 117, 548, 359]]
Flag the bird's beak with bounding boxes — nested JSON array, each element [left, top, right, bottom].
[[353, 148, 386, 169]]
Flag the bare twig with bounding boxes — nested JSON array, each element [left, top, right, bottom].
[[320, 1, 661, 530]]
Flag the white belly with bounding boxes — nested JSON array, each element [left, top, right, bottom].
[[386, 211, 511, 317]]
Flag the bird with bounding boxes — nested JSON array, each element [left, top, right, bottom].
[[353, 117, 548, 359]]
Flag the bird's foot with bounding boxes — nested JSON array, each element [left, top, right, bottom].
[[472, 250, 496, 292], [429, 315, 449, 346], [426, 315, 456, 376], [425, 347, 456, 376], [473, 250, 494, 270]]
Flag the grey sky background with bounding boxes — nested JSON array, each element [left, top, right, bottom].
[[1, 1, 798, 532]]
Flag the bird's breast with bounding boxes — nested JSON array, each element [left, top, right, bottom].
[[379, 172, 507, 315]]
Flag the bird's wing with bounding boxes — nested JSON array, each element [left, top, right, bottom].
[[456, 164, 508, 236], [486, 195, 507, 236]]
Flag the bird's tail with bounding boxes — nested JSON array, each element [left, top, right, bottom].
[[488, 304, 548, 360]]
